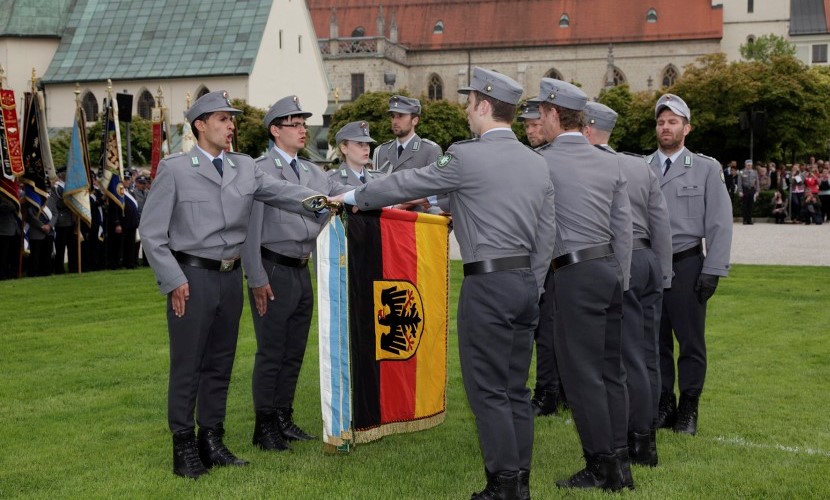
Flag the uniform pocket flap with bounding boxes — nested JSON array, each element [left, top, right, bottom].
[[677, 186, 703, 197]]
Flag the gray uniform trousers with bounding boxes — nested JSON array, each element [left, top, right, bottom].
[[167, 264, 243, 433], [553, 256, 627, 454], [621, 248, 663, 433], [458, 269, 539, 473], [660, 252, 707, 394], [534, 269, 562, 392], [250, 262, 313, 411]]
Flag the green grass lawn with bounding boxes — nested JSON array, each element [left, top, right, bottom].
[[1, 263, 828, 499]]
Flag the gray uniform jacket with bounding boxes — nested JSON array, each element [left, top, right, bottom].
[[139, 149, 321, 295], [241, 149, 352, 288], [648, 148, 732, 277], [327, 166, 382, 187], [539, 134, 632, 290], [737, 169, 760, 194], [48, 184, 75, 228], [353, 129, 557, 294], [372, 135, 443, 174], [608, 147, 672, 289]]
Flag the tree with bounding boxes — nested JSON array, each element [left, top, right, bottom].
[[596, 85, 660, 154], [231, 98, 269, 158], [740, 34, 796, 64]]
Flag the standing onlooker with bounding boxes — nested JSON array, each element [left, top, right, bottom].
[[758, 165, 771, 191], [790, 164, 805, 222], [49, 167, 79, 273], [120, 172, 140, 269], [738, 159, 760, 225], [24, 195, 53, 277], [768, 162, 779, 190], [648, 94, 732, 437], [818, 168, 830, 222]]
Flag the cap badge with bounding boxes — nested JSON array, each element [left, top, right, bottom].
[[549, 92, 556, 100], [222, 91, 231, 106], [485, 84, 493, 92], [360, 122, 368, 136]]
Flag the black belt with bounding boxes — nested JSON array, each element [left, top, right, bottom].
[[173, 251, 240, 272], [551, 243, 614, 271], [673, 244, 702, 263], [633, 238, 651, 250], [463, 256, 531, 277], [261, 247, 309, 268]]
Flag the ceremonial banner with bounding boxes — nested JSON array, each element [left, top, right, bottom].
[[20, 92, 49, 216], [318, 209, 450, 448], [101, 97, 125, 209], [64, 104, 91, 226], [0, 89, 21, 226], [0, 89, 24, 177]]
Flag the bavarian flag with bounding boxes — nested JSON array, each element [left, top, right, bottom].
[[318, 209, 450, 448]]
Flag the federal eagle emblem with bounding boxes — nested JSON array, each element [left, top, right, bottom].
[[374, 280, 424, 360]]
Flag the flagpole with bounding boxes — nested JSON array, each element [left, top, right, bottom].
[[74, 85, 83, 274]]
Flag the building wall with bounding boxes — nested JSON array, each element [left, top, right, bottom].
[[792, 34, 830, 66], [0, 38, 60, 108], [248, 0, 331, 126], [718, 0, 790, 61]]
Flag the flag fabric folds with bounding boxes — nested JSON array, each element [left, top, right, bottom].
[[64, 104, 91, 227], [0, 89, 24, 178], [318, 209, 450, 448], [20, 91, 50, 222], [101, 97, 124, 209]]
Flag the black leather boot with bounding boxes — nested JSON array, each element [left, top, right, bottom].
[[197, 424, 249, 467], [614, 447, 635, 490], [471, 470, 520, 500], [276, 407, 316, 441], [673, 391, 700, 435], [252, 411, 291, 451], [649, 427, 659, 465], [656, 390, 677, 429], [518, 469, 530, 500], [172, 430, 208, 479], [628, 430, 658, 466], [556, 453, 624, 492], [530, 387, 561, 416]]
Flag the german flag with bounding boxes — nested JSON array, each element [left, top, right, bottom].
[[346, 209, 450, 443]]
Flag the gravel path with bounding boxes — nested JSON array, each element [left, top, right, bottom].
[[448, 222, 830, 266]]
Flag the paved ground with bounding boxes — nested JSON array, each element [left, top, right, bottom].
[[448, 222, 830, 266]]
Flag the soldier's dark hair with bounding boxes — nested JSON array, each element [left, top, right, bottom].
[[540, 102, 585, 130], [472, 91, 516, 123], [268, 114, 306, 143], [190, 112, 215, 140]]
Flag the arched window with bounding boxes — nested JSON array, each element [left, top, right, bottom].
[[646, 8, 657, 23], [559, 13, 570, 28], [747, 34, 756, 45], [612, 67, 626, 86], [661, 65, 679, 87], [81, 91, 98, 121], [428, 73, 443, 101], [433, 20, 444, 34], [351, 26, 365, 37], [137, 89, 155, 120], [196, 86, 210, 99], [545, 68, 564, 80]]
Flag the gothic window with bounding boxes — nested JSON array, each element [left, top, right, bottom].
[[612, 67, 626, 86], [646, 8, 657, 23], [545, 68, 564, 80], [428, 74, 443, 100], [661, 65, 679, 87], [747, 35, 756, 45], [81, 91, 98, 121], [137, 89, 155, 120], [196, 86, 210, 99], [351, 73, 365, 100], [434, 21, 444, 34], [559, 13, 570, 28], [351, 26, 365, 37]]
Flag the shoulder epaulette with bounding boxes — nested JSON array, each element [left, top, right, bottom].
[[421, 138, 439, 147], [593, 144, 615, 155], [522, 144, 543, 156], [453, 138, 479, 146], [227, 151, 252, 159], [694, 152, 718, 162], [165, 152, 186, 160], [646, 154, 655, 163], [366, 168, 383, 175], [620, 151, 644, 158]]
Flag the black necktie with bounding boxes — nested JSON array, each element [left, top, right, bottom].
[[359, 173, 366, 184], [290, 159, 299, 178], [663, 158, 672, 176], [397, 144, 404, 158], [212, 158, 223, 177]]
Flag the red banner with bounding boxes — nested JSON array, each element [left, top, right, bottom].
[[0, 89, 24, 177], [150, 120, 162, 177]]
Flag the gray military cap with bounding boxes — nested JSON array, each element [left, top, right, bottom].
[[186, 90, 241, 123], [458, 67, 523, 105], [538, 78, 588, 111], [264, 95, 312, 127], [518, 98, 541, 121], [335, 121, 376, 144], [584, 102, 618, 132], [388, 95, 421, 115], [655, 93, 691, 121]]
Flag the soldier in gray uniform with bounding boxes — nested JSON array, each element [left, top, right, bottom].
[[328, 121, 382, 186], [139, 90, 323, 479], [519, 97, 564, 417], [536, 79, 633, 492], [372, 95, 443, 175], [583, 102, 672, 468], [333, 67, 556, 500], [242, 96, 353, 452], [648, 94, 732, 436], [48, 167, 78, 274], [738, 159, 760, 224]]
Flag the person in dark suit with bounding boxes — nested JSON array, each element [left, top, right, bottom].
[[48, 167, 78, 274], [139, 90, 323, 479]]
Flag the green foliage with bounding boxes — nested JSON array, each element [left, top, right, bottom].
[[328, 91, 471, 154], [84, 115, 153, 170], [597, 84, 657, 154], [740, 34, 797, 63], [1, 264, 830, 498], [231, 98, 269, 158], [48, 129, 72, 169]]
